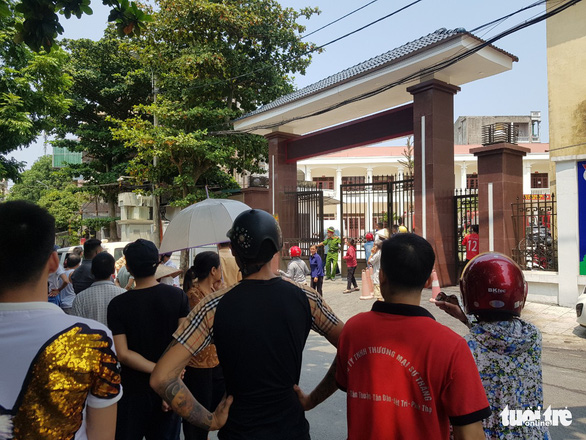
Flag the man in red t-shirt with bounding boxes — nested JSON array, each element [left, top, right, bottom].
[[462, 224, 480, 264], [298, 233, 490, 440]]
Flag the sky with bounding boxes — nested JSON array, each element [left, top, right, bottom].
[[9, 0, 550, 170]]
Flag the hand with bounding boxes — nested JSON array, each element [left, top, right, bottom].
[[161, 400, 171, 412], [432, 299, 467, 324], [209, 394, 233, 431], [293, 384, 315, 411], [49, 289, 59, 297], [313, 277, 318, 283]]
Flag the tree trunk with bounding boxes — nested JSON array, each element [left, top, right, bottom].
[[108, 198, 120, 241]]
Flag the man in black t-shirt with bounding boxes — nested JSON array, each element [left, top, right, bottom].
[[151, 210, 344, 439], [108, 239, 189, 440]]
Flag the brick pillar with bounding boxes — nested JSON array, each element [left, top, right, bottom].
[[407, 79, 460, 286], [470, 143, 529, 257], [267, 132, 298, 242]]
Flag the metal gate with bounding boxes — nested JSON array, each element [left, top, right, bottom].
[[340, 175, 414, 260], [454, 188, 479, 276], [511, 194, 557, 271], [283, 185, 324, 256]]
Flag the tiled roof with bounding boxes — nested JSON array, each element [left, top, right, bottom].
[[242, 28, 513, 119]]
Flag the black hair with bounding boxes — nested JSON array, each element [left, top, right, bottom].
[[91, 252, 116, 280], [183, 251, 220, 293], [380, 233, 435, 291], [471, 224, 479, 234], [347, 238, 355, 247], [83, 238, 102, 259], [0, 201, 55, 294], [65, 254, 81, 268]]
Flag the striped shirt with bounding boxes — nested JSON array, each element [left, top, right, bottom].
[[72, 280, 125, 326], [174, 278, 340, 356]]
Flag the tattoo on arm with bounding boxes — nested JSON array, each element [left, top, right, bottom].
[[160, 375, 213, 430]]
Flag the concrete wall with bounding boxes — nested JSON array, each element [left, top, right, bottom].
[[546, 1, 586, 306], [547, 1, 586, 162]]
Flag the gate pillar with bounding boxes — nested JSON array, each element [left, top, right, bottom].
[[471, 142, 529, 257], [408, 79, 460, 286], [267, 132, 298, 241]]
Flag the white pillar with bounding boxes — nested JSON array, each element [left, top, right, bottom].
[[459, 163, 468, 190], [397, 166, 405, 224], [335, 167, 342, 230], [366, 167, 373, 233], [555, 159, 581, 307], [305, 166, 312, 182], [523, 161, 532, 195]]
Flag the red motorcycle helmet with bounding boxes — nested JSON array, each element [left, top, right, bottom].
[[460, 252, 527, 317], [290, 246, 302, 257], [365, 233, 374, 241]]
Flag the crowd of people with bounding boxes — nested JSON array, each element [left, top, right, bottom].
[[0, 200, 549, 440]]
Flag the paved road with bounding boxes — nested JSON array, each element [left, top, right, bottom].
[[209, 277, 586, 439]]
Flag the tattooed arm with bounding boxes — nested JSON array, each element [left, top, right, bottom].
[[150, 340, 233, 430]]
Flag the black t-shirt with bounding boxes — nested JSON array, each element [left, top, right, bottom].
[[107, 283, 189, 392], [213, 278, 313, 440]]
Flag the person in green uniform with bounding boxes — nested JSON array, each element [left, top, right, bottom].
[[317, 226, 341, 280]]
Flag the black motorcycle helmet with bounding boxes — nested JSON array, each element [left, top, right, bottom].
[[227, 209, 283, 276]]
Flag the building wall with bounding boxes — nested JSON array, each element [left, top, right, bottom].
[[454, 115, 538, 145], [547, 1, 586, 306], [547, 1, 586, 161]]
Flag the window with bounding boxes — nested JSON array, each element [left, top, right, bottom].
[[342, 176, 365, 186], [324, 213, 335, 220], [313, 177, 334, 190], [466, 173, 478, 189], [531, 173, 548, 189]]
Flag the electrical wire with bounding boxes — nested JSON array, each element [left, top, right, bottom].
[[301, 0, 379, 39], [222, 0, 581, 134], [316, 0, 423, 49]]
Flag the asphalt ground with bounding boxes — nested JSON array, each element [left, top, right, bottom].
[[206, 274, 586, 439]]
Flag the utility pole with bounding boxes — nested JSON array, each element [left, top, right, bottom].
[[152, 72, 161, 247]]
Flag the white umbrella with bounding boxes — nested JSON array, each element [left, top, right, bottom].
[[159, 198, 251, 253]]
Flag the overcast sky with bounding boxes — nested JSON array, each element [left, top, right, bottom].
[[10, 0, 549, 169]]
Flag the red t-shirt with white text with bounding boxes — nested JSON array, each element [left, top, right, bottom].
[[335, 302, 491, 440], [462, 233, 480, 261]]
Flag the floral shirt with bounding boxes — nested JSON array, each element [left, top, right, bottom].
[[465, 319, 550, 439]]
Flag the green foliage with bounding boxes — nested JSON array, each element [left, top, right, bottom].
[[397, 136, 414, 174], [7, 0, 151, 52], [54, 32, 152, 239], [7, 155, 89, 230], [82, 215, 119, 231], [113, 0, 320, 206], [0, 4, 72, 179]]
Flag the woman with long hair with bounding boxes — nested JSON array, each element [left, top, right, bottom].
[[181, 251, 226, 440]]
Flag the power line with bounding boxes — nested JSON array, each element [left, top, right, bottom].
[[224, 0, 581, 134], [316, 0, 423, 49], [301, 0, 380, 39], [181, 0, 423, 90]]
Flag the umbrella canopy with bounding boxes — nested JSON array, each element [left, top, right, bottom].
[[159, 198, 251, 254]]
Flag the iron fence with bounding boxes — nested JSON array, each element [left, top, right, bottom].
[[340, 175, 414, 260], [283, 185, 324, 257], [511, 194, 557, 271], [454, 188, 479, 275]]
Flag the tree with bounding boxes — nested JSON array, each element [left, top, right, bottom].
[[112, 0, 321, 207], [0, 1, 72, 180], [7, 155, 89, 232], [1, 0, 151, 52], [398, 136, 414, 175], [54, 31, 152, 239]]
